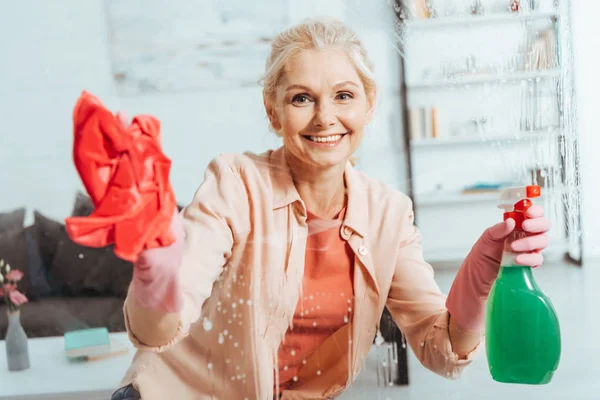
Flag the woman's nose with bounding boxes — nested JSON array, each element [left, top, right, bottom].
[[312, 102, 336, 128]]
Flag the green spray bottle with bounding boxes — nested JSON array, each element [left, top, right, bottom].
[[486, 185, 561, 384]]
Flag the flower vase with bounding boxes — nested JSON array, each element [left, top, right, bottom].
[[5, 310, 30, 371]]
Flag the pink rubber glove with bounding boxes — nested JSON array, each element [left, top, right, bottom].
[[446, 205, 552, 332], [129, 209, 185, 313]]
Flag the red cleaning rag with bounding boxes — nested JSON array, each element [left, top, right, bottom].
[[65, 91, 176, 262]]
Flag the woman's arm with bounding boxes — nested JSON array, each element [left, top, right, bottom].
[[385, 203, 478, 379], [448, 316, 482, 359], [124, 157, 250, 350]]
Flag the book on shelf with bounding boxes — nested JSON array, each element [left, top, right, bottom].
[[408, 107, 443, 140], [461, 182, 516, 194]]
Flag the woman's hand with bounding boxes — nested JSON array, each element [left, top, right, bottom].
[[130, 209, 186, 313], [476, 204, 551, 267], [445, 205, 552, 333], [510, 205, 552, 267]]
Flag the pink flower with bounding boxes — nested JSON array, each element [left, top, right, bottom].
[[8, 290, 28, 307], [6, 269, 23, 282]]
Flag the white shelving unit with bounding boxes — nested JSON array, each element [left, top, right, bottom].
[[400, 1, 576, 263]]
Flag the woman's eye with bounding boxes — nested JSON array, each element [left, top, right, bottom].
[[292, 94, 310, 103], [336, 92, 354, 101]]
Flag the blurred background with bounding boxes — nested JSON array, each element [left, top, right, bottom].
[[0, 0, 598, 399]]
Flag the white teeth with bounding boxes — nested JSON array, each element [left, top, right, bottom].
[[308, 134, 343, 143]]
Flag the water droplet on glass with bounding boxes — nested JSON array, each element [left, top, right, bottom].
[[207, 362, 213, 370], [290, 350, 296, 356], [239, 299, 244, 304], [293, 376, 298, 382], [317, 370, 321, 375], [78, 253, 84, 259], [247, 299, 252, 306], [218, 333, 225, 344], [302, 359, 307, 365], [203, 318, 213, 331], [234, 342, 239, 348], [344, 315, 349, 323], [313, 322, 317, 327], [232, 303, 237, 309], [284, 366, 289, 371]]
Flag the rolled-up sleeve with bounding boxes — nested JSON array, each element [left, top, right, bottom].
[[385, 204, 482, 379], [124, 155, 250, 351]]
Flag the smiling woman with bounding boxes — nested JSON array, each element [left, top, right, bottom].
[[109, 17, 551, 400]]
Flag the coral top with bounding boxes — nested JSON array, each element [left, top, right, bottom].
[[275, 207, 355, 393]]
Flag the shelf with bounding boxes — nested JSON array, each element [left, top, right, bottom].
[[410, 131, 561, 148], [416, 186, 565, 207], [404, 11, 558, 30], [407, 69, 560, 90], [417, 191, 501, 206]]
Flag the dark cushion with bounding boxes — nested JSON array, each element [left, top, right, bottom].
[[0, 297, 126, 338], [32, 211, 63, 269], [32, 210, 133, 297], [52, 236, 133, 297], [24, 228, 59, 298], [0, 207, 26, 233], [71, 191, 95, 217]]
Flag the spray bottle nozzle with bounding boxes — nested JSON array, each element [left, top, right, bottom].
[[497, 186, 541, 229]]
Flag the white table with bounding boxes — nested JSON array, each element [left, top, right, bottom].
[[0, 332, 136, 400]]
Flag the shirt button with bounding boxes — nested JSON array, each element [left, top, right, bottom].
[[342, 226, 352, 238], [358, 246, 368, 256]]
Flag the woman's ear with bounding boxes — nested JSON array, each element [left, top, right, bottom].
[[365, 89, 377, 125], [264, 98, 282, 131]]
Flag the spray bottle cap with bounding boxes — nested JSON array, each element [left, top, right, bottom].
[[497, 186, 541, 229]]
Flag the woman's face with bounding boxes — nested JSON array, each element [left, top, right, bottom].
[[266, 48, 375, 171]]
